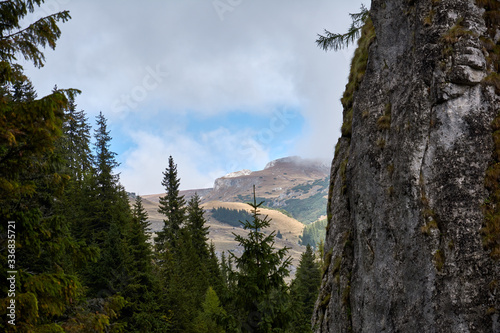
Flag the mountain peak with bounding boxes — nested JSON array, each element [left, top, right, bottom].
[[222, 169, 252, 178], [264, 156, 303, 169]]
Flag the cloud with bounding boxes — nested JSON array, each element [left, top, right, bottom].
[[120, 130, 211, 194], [120, 125, 272, 194], [21, 0, 366, 193]]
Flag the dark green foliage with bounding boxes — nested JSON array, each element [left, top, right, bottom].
[[0, 1, 327, 328], [211, 206, 254, 227], [299, 219, 327, 248], [122, 196, 154, 298], [290, 177, 329, 194], [55, 102, 97, 263], [187, 193, 210, 259], [58, 98, 93, 180], [0, 2, 89, 331], [127, 196, 152, 269], [160, 229, 210, 332], [289, 245, 322, 333], [219, 251, 236, 306], [206, 242, 225, 298], [0, 0, 71, 70], [61, 294, 127, 333], [153, 156, 226, 331], [284, 192, 328, 224], [230, 186, 292, 332], [155, 155, 186, 251], [93, 112, 120, 209], [316, 5, 369, 51], [79, 113, 133, 299]]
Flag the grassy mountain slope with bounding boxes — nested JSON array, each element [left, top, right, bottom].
[[136, 156, 330, 274]]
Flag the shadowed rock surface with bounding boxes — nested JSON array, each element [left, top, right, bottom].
[[313, 0, 500, 332]]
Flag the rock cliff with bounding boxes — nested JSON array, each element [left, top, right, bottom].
[[313, 1, 500, 332]]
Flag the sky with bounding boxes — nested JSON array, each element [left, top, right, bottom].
[[22, 0, 365, 194]]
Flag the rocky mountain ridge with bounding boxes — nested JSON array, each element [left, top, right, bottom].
[[143, 156, 330, 224], [135, 156, 331, 278]]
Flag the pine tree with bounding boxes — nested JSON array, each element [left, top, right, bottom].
[[0, 0, 71, 71], [81, 112, 132, 297], [230, 186, 292, 332], [55, 101, 97, 274], [186, 193, 210, 260], [121, 195, 170, 332], [191, 287, 227, 333], [155, 155, 186, 251], [163, 229, 210, 332], [93, 111, 119, 203], [60, 97, 93, 180], [316, 4, 369, 51], [206, 242, 224, 298], [123, 195, 154, 302], [0, 1, 86, 331], [83, 111, 120, 245], [289, 244, 322, 333], [129, 195, 152, 267]]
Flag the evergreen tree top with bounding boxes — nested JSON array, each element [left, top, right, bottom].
[[229, 185, 293, 331], [231, 185, 291, 293], [0, 0, 71, 80], [155, 155, 186, 250], [316, 4, 369, 52]]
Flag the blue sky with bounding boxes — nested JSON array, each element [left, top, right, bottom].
[[23, 0, 365, 194]]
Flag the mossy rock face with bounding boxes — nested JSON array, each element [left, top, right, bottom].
[[477, 0, 500, 260], [340, 17, 376, 138], [314, 0, 500, 332]]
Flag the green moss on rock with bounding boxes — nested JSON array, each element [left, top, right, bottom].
[[340, 17, 376, 138]]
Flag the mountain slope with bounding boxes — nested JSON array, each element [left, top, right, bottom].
[[144, 156, 330, 224], [136, 156, 330, 274]]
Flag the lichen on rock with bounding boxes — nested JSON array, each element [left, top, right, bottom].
[[313, 0, 500, 332]]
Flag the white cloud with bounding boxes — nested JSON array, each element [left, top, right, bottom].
[[120, 126, 271, 194], [21, 0, 366, 193]]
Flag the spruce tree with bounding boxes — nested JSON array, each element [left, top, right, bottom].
[[230, 186, 292, 332], [206, 242, 224, 298], [83, 111, 120, 245], [155, 155, 186, 251], [220, 251, 233, 293], [122, 196, 155, 310], [93, 111, 119, 204], [186, 193, 210, 259], [128, 195, 153, 270], [163, 228, 210, 332], [289, 244, 322, 333], [81, 112, 131, 297], [0, 1, 87, 331], [60, 98, 93, 180], [55, 101, 97, 272], [191, 287, 227, 333], [316, 4, 369, 51]]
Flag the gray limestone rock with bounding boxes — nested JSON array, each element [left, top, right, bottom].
[[313, 0, 500, 332]]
